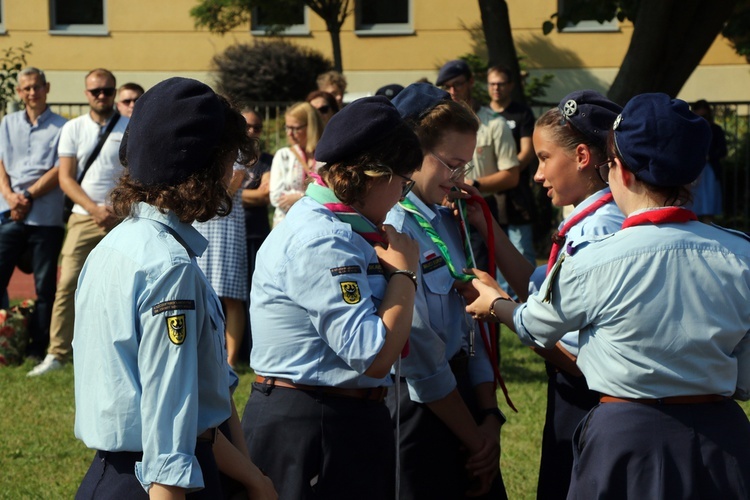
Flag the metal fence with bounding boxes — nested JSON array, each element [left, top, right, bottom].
[[49, 100, 750, 231]]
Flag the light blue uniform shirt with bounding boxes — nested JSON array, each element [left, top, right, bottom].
[[250, 196, 391, 388], [385, 193, 494, 403], [73, 203, 235, 492], [515, 219, 750, 400], [528, 187, 624, 356], [0, 107, 67, 226]]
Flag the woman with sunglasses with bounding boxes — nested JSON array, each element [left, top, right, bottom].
[[242, 96, 423, 500], [269, 102, 323, 227], [383, 83, 507, 499], [469, 93, 750, 499], [459, 90, 624, 499], [306, 90, 339, 127]]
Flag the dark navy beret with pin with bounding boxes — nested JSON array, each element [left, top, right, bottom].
[[375, 84, 405, 100], [559, 89, 622, 147], [613, 93, 711, 187], [121, 77, 225, 187], [436, 60, 472, 87], [315, 96, 404, 164], [392, 83, 451, 122]]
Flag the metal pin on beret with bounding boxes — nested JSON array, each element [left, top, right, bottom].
[[613, 93, 711, 187], [120, 77, 225, 186], [436, 59, 472, 87], [559, 89, 622, 147], [315, 95, 405, 164], [375, 84, 405, 100], [392, 83, 451, 122]]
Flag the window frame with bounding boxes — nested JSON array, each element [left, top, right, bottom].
[[250, 5, 310, 37], [49, 0, 108, 36], [557, 0, 619, 33], [355, 0, 414, 37], [0, 1, 6, 35]]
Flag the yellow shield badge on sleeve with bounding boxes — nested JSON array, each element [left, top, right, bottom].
[[166, 314, 187, 345], [340, 281, 361, 304]]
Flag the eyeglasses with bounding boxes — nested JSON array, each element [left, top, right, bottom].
[[441, 78, 468, 91], [594, 158, 614, 184], [19, 84, 45, 93], [247, 124, 263, 132], [488, 81, 510, 88], [284, 124, 307, 133], [430, 152, 474, 181], [314, 105, 331, 114], [87, 87, 116, 97], [394, 173, 416, 199], [120, 97, 139, 106]]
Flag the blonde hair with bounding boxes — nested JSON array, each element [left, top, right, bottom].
[[286, 102, 323, 157]]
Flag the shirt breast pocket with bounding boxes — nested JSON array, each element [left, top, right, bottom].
[[421, 257, 453, 328]]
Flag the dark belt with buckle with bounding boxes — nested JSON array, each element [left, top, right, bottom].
[[255, 375, 387, 402]]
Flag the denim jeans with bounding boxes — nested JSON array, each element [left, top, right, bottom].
[[0, 222, 64, 357]]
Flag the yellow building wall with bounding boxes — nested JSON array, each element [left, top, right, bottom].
[[1, 0, 748, 103]]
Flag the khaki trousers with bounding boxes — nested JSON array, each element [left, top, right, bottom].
[[47, 214, 108, 361]]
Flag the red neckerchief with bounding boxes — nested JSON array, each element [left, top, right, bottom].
[[621, 206, 697, 229], [546, 193, 614, 275]]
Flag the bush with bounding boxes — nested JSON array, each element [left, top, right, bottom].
[[213, 40, 333, 105]]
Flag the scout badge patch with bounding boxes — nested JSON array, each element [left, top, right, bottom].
[[166, 314, 187, 345], [340, 281, 361, 304]]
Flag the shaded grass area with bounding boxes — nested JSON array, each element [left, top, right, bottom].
[[1, 329, 748, 499]]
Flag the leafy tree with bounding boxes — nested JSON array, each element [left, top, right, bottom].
[[190, 0, 351, 72], [542, 0, 741, 104], [212, 40, 333, 103], [0, 43, 32, 114]]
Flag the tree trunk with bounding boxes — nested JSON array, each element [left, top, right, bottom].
[[608, 0, 737, 105], [326, 23, 344, 72], [478, 0, 525, 103]]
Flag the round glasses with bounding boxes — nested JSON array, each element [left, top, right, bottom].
[[430, 152, 474, 182], [594, 158, 614, 185]]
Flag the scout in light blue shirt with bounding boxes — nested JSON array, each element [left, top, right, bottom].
[[73, 202, 235, 490], [386, 192, 494, 403], [0, 106, 67, 226], [250, 195, 392, 388]]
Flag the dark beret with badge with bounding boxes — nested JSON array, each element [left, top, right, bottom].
[[392, 83, 451, 123], [121, 77, 226, 187], [613, 93, 711, 187], [436, 59, 472, 87], [315, 95, 407, 164], [559, 90, 622, 147], [375, 84, 405, 100]]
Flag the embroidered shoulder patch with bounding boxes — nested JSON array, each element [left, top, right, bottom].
[[340, 281, 361, 304], [367, 263, 384, 275], [330, 265, 362, 276], [166, 314, 187, 345], [421, 256, 447, 274], [152, 300, 196, 316]]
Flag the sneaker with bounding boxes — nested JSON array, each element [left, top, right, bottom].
[[27, 354, 63, 377]]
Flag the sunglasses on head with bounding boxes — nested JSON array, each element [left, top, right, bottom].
[[88, 87, 116, 97]]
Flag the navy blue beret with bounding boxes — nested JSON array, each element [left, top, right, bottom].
[[436, 60, 472, 87], [613, 93, 711, 187], [315, 96, 404, 164], [392, 83, 451, 122], [375, 84, 405, 100], [121, 77, 225, 186], [559, 90, 622, 147]]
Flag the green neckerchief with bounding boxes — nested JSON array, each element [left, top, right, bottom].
[[399, 196, 474, 282]]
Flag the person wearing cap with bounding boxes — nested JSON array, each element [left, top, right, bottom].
[[73, 77, 276, 499], [386, 83, 508, 499], [467, 93, 750, 498], [436, 59, 519, 273], [375, 83, 405, 101], [457, 90, 624, 499], [241, 96, 423, 499]]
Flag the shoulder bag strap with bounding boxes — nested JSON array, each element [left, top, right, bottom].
[[77, 113, 121, 184]]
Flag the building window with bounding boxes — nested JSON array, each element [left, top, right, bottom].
[[355, 0, 413, 36], [0, 0, 5, 34], [557, 0, 619, 33], [50, 0, 107, 35], [251, 4, 309, 36]]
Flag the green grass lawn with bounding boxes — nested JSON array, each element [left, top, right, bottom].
[[1, 329, 748, 499]]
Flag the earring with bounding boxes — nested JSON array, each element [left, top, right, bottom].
[[577, 165, 582, 171]]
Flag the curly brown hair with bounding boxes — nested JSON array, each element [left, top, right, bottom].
[[111, 96, 258, 223], [320, 121, 422, 206]]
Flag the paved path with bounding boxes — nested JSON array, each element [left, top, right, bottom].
[[8, 268, 38, 300]]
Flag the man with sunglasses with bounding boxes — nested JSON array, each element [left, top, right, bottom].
[[0, 67, 67, 360], [28, 68, 128, 376], [116, 82, 144, 118], [436, 60, 519, 271]]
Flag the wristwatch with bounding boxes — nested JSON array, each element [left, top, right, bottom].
[[479, 407, 506, 426], [22, 189, 33, 205]]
